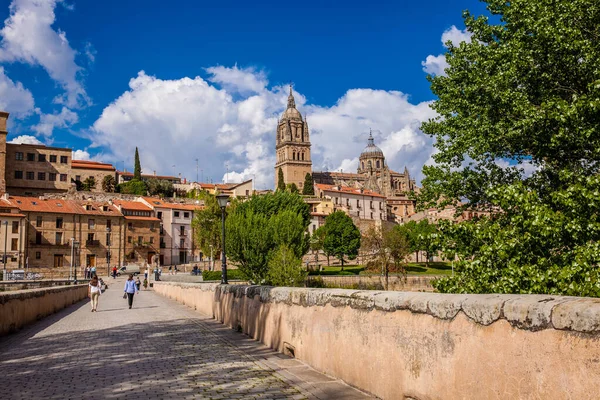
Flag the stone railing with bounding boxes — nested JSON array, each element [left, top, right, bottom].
[[153, 282, 600, 400], [306, 274, 437, 291], [0, 285, 88, 335]]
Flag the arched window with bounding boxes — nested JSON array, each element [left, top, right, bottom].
[[293, 152, 296, 160], [376, 160, 380, 168], [368, 161, 372, 168], [301, 152, 304, 161], [361, 162, 364, 170]]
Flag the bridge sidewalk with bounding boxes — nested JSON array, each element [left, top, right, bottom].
[[0, 277, 372, 399]]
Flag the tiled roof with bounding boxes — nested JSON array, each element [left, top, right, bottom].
[[7, 196, 121, 215], [0, 212, 25, 218], [112, 199, 153, 211], [315, 184, 386, 199], [141, 197, 203, 211], [118, 171, 179, 180], [72, 160, 116, 171], [124, 216, 161, 221]]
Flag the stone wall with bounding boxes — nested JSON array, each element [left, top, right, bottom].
[[154, 282, 600, 400], [0, 285, 88, 335], [307, 274, 437, 291]]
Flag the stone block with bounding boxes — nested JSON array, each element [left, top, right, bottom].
[[551, 298, 600, 333], [461, 294, 506, 325]]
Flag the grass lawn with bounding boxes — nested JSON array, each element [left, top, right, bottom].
[[308, 262, 453, 276]]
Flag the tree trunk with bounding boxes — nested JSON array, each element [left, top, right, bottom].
[[415, 251, 419, 263], [385, 267, 389, 291], [341, 256, 344, 271]]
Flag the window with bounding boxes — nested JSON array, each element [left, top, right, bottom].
[[15, 152, 23, 161], [36, 216, 42, 227], [312, 224, 316, 232], [376, 160, 380, 168], [49, 173, 57, 181], [54, 255, 64, 268], [149, 237, 154, 244], [14, 171, 23, 179], [56, 218, 63, 229], [138, 236, 143, 245], [357, 199, 360, 207], [180, 238, 185, 248], [35, 231, 42, 245], [11, 238, 18, 251], [60, 174, 67, 182], [128, 222, 133, 230], [12, 221, 18, 234], [27, 153, 35, 161], [102, 206, 109, 212], [60, 155, 68, 163], [55, 232, 63, 245], [38, 172, 46, 180], [370, 201, 374, 209], [174, 211, 180, 217], [370, 212, 374, 219], [88, 219, 95, 229], [180, 226, 185, 236], [184, 212, 189, 218], [157, 211, 162, 220], [75, 175, 81, 182], [106, 219, 111, 229], [26, 172, 34, 180], [87, 233, 95, 242], [38, 154, 46, 162], [49, 154, 57, 163], [127, 236, 132, 244]]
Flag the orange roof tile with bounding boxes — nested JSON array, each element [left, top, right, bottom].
[[112, 199, 153, 211], [8, 196, 122, 215], [315, 184, 386, 199], [72, 160, 116, 171], [124, 216, 161, 221], [141, 197, 203, 211], [0, 212, 25, 218]]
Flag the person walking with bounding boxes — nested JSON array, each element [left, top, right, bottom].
[[85, 266, 90, 279], [88, 275, 102, 312], [135, 276, 141, 291], [91, 266, 96, 277], [124, 274, 139, 309], [112, 266, 118, 279]]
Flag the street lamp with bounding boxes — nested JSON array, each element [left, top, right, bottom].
[[2, 221, 7, 281], [216, 193, 230, 284], [106, 227, 111, 276], [70, 238, 80, 283], [209, 244, 213, 271]]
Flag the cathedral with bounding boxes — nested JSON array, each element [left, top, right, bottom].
[[274, 86, 417, 219]]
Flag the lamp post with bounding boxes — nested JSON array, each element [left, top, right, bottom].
[[106, 227, 111, 277], [216, 193, 229, 284], [71, 238, 80, 283], [209, 244, 213, 271], [2, 221, 7, 281]]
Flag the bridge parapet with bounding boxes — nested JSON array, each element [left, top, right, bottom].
[[154, 282, 600, 400]]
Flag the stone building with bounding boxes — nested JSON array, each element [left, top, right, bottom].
[[117, 171, 180, 185], [274, 86, 312, 190], [313, 132, 417, 221], [6, 196, 124, 277], [112, 199, 160, 266], [72, 160, 116, 192], [174, 180, 254, 198], [139, 197, 201, 265], [0, 196, 26, 269], [315, 184, 387, 222]]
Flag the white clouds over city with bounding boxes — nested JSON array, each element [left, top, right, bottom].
[[91, 67, 436, 189], [422, 25, 472, 76]]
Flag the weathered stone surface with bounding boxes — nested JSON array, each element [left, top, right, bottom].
[[428, 294, 469, 320], [551, 298, 600, 332], [503, 295, 572, 331], [461, 294, 506, 325]]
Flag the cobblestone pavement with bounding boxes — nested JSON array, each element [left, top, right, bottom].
[[0, 278, 372, 399]]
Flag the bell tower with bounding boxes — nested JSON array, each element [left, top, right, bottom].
[[274, 86, 312, 190]]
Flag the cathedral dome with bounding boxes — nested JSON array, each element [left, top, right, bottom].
[[360, 132, 384, 158], [280, 85, 303, 121]]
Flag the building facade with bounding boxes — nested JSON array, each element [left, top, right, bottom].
[[112, 200, 160, 266], [72, 160, 116, 192], [274, 86, 312, 190]]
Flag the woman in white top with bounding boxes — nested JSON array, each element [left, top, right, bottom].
[[88, 275, 102, 312]]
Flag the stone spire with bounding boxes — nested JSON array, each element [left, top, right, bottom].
[[287, 84, 296, 109]]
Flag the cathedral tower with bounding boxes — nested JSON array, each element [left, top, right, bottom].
[[274, 86, 312, 190]]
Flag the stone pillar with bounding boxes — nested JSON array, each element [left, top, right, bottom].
[[0, 111, 8, 193]]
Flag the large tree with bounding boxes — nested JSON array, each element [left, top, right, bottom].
[[421, 0, 600, 296], [322, 211, 361, 269], [102, 175, 116, 193], [134, 147, 142, 181], [363, 225, 410, 289], [192, 192, 225, 266], [302, 173, 314, 195], [82, 176, 96, 191], [277, 168, 285, 192]]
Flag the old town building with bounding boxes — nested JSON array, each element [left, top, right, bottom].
[[0, 196, 26, 269], [274, 86, 312, 190], [139, 197, 201, 265], [112, 199, 160, 266], [72, 160, 116, 192]]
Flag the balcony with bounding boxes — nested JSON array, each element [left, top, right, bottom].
[[160, 242, 166, 249], [86, 240, 101, 246], [179, 231, 187, 236]]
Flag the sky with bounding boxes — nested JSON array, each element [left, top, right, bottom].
[[0, 0, 488, 189]]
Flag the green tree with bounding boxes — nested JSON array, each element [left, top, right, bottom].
[[119, 180, 147, 195], [192, 192, 224, 266], [322, 211, 361, 269], [82, 176, 96, 191], [147, 179, 174, 197], [102, 175, 116, 193], [310, 227, 326, 269], [134, 147, 142, 181], [287, 183, 299, 194], [267, 244, 307, 287], [420, 0, 600, 296], [277, 167, 285, 191], [302, 173, 314, 195], [363, 225, 410, 289]]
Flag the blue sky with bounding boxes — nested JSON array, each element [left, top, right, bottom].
[[0, 0, 487, 189]]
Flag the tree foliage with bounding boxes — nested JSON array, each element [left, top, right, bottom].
[[277, 167, 285, 191], [102, 175, 116, 193], [421, 0, 600, 296], [147, 179, 174, 197], [225, 191, 310, 283], [192, 192, 224, 263], [266, 244, 307, 287], [118, 180, 147, 195], [82, 176, 96, 191], [396, 220, 439, 265], [321, 211, 361, 268], [302, 173, 314, 195], [134, 147, 142, 181], [287, 183, 299, 194], [362, 224, 410, 288]]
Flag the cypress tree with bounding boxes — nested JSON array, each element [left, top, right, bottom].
[[134, 147, 142, 181], [302, 173, 314, 195], [277, 167, 285, 191]]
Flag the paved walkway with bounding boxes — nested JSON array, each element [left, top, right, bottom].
[[0, 277, 372, 399]]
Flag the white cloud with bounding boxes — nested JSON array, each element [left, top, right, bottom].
[[0, 66, 34, 117], [441, 25, 472, 47], [91, 67, 436, 190], [8, 134, 41, 144], [72, 149, 91, 160], [33, 106, 78, 136], [422, 25, 472, 77], [206, 65, 268, 95], [421, 54, 449, 77], [0, 0, 89, 107]]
